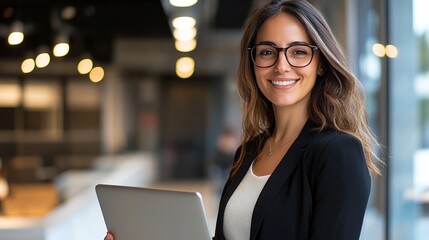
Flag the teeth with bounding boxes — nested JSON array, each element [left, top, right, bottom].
[[271, 80, 296, 86]]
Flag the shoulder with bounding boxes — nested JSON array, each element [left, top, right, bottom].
[[303, 130, 370, 196], [309, 129, 363, 154], [305, 130, 367, 173]]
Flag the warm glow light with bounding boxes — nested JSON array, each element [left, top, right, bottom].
[[35, 53, 50, 68], [176, 57, 195, 79], [372, 43, 386, 57], [89, 66, 104, 82], [8, 32, 24, 45], [173, 27, 197, 41], [172, 16, 196, 29], [0, 177, 9, 200], [0, 83, 21, 107], [385, 44, 398, 58], [169, 0, 198, 7], [21, 58, 35, 73], [175, 39, 197, 52], [23, 84, 58, 109], [8, 21, 24, 45], [53, 42, 70, 57], [61, 6, 76, 20], [0, 157, 9, 200], [77, 58, 93, 74]]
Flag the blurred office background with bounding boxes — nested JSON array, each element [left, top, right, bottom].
[[0, 0, 428, 239]]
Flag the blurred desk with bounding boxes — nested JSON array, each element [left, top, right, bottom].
[[3, 184, 58, 216], [0, 152, 158, 240]]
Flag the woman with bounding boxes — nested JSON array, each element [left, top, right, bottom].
[[213, 0, 381, 239], [105, 0, 381, 239]]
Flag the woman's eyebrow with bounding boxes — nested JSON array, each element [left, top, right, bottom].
[[254, 40, 311, 46], [255, 40, 276, 45]]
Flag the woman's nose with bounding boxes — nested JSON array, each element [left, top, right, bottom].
[[274, 52, 292, 72]]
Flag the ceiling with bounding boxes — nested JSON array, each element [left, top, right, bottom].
[[0, 0, 254, 63]]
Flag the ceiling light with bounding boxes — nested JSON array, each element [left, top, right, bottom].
[[173, 27, 197, 41], [8, 32, 24, 45], [35, 47, 50, 68], [53, 34, 70, 57], [175, 39, 197, 52], [89, 67, 104, 83], [53, 43, 70, 57], [35, 53, 50, 68], [77, 58, 93, 74], [8, 21, 24, 45], [176, 57, 195, 79], [169, 0, 198, 7], [172, 16, 196, 29], [21, 58, 35, 73]]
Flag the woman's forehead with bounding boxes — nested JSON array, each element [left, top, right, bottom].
[[255, 13, 312, 46]]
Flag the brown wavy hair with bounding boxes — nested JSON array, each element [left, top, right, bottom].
[[231, 0, 382, 177]]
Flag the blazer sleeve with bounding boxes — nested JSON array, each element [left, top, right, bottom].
[[309, 134, 371, 240]]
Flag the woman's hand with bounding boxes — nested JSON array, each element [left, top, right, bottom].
[[104, 232, 115, 240]]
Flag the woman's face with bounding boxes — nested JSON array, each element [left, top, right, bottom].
[[253, 13, 320, 110]]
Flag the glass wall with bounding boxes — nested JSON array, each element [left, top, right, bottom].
[[315, 0, 387, 239], [320, 0, 429, 239], [351, 0, 386, 239], [331, 0, 429, 238], [388, 0, 429, 239]]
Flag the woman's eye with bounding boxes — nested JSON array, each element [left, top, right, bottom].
[[293, 49, 308, 55], [259, 49, 275, 56], [289, 46, 312, 56]]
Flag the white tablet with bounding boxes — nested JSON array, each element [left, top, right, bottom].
[[95, 184, 212, 240]]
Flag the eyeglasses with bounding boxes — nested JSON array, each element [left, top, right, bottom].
[[248, 43, 319, 68]]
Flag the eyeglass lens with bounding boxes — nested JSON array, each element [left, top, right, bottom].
[[251, 44, 315, 68]]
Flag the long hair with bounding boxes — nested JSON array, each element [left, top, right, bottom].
[[231, 0, 382, 177]]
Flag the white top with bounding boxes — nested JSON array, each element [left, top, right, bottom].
[[223, 161, 270, 240]]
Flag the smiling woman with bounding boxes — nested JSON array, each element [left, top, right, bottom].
[[213, 0, 382, 239]]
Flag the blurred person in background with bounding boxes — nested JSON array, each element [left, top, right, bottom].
[[208, 127, 239, 199]]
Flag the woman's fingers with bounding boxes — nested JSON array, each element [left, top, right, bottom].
[[104, 232, 114, 240]]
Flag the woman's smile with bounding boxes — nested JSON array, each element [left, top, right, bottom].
[[270, 79, 299, 87]]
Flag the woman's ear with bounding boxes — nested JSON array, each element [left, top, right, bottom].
[[317, 59, 326, 76]]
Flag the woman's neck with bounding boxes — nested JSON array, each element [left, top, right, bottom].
[[271, 104, 309, 143]]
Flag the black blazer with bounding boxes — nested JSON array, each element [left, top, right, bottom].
[[213, 121, 371, 240]]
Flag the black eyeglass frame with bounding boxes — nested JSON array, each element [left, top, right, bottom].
[[247, 43, 319, 68]]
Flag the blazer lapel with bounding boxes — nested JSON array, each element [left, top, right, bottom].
[[250, 120, 314, 239]]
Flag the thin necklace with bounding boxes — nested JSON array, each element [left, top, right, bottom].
[[268, 136, 295, 156]]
